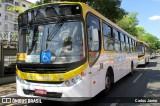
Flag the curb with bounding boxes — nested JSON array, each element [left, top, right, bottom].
[[0, 76, 16, 85]]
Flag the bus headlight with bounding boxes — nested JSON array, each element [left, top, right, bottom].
[[64, 74, 82, 87], [17, 76, 28, 84]]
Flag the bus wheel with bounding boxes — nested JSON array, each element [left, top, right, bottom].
[[129, 62, 134, 76], [104, 71, 112, 94], [145, 58, 147, 64]]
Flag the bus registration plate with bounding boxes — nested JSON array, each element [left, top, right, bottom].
[[35, 89, 47, 95]]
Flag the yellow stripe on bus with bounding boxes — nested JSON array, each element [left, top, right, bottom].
[[138, 56, 144, 61], [16, 53, 27, 61], [16, 62, 88, 82]]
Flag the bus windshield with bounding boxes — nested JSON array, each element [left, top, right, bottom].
[[138, 44, 145, 56], [18, 20, 85, 64]]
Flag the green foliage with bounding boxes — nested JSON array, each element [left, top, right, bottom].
[[136, 26, 145, 41], [0, 0, 5, 3], [157, 49, 160, 53], [116, 12, 139, 36], [116, 12, 160, 50], [86, 0, 127, 22], [143, 33, 160, 50], [34, 0, 126, 23]]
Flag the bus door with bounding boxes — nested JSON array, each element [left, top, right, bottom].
[[86, 14, 102, 97]]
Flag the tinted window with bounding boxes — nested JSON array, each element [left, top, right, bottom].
[[120, 33, 125, 52], [87, 14, 100, 66], [125, 35, 129, 44], [87, 15, 100, 51], [120, 33, 124, 42], [113, 29, 119, 40], [102, 22, 114, 51]]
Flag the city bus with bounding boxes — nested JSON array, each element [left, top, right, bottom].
[[137, 41, 150, 65], [150, 49, 156, 59], [16, 2, 138, 101]]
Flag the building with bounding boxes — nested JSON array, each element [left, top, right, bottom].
[[0, 0, 33, 41], [0, 0, 33, 76]]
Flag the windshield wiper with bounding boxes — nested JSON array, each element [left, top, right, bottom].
[[28, 25, 38, 54], [47, 18, 64, 41], [45, 18, 64, 50]]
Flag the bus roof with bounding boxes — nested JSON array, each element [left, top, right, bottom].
[[137, 40, 149, 47]]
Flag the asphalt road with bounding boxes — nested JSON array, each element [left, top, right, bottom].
[[1, 57, 160, 106]]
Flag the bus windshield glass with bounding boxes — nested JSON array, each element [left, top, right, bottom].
[[18, 20, 85, 64], [138, 44, 145, 56]]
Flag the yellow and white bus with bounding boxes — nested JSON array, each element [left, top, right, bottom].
[[137, 41, 150, 65], [16, 2, 138, 101], [150, 49, 156, 59]]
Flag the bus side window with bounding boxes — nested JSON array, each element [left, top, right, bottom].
[[130, 39, 133, 52], [132, 39, 135, 52], [113, 29, 120, 52], [120, 33, 125, 52], [102, 22, 113, 51], [86, 14, 100, 67], [135, 41, 137, 52], [128, 37, 130, 52], [125, 35, 130, 52]]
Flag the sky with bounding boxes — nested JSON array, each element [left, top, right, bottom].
[[27, 0, 160, 40], [120, 0, 160, 39]]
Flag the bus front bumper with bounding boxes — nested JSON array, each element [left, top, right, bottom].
[[16, 77, 91, 102], [138, 58, 145, 65]]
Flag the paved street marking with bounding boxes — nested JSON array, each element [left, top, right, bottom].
[[145, 67, 148, 69], [1, 93, 17, 97], [133, 73, 143, 83], [110, 99, 120, 106]]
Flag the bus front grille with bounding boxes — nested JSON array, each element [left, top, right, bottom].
[[25, 80, 64, 84], [19, 67, 68, 73]]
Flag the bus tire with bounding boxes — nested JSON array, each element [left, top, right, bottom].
[[145, 58, 146, 65], [129, 62, 134, 76], [147, 57, 149, 64], [104, 69, 113, 94]]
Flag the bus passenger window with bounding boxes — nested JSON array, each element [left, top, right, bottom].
[[113, 29, 120, 52], [120, 33, 125, 52], [125, 35, 130, 52], [132, 40, 135, 52], [130, 38, 133, 52], [102, 22, 114, 51], [87, 14, 100, 66]]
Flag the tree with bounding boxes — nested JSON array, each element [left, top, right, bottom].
[[76, 0, 126, 22], [86, 0, 126, 22], [136, 26, 145, 41], [34, 0, 126, 22], [143, 33, 160, 49], [116, 12, 139, 37]]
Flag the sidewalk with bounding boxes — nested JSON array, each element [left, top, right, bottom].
[[0, 83, 16, 96], [0, 75, 16, 96]]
